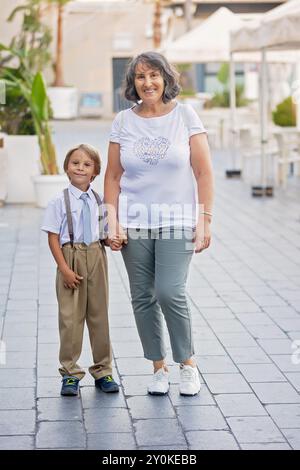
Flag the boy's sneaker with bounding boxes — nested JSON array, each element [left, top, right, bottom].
[[179, 364, 201, 396], [61, 376, 80, 396], [147, 367, 170, 395], [95, 375, 119, 393]]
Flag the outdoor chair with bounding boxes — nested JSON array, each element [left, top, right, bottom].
[[273, 132, 300, 187], [239, 127, 279, 184]]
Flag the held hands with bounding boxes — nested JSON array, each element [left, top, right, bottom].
[[193, 218, 211, 254], [109, 224, 128, 251], [62, 267, 83, 289]]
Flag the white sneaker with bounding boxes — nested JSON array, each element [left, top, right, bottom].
[[179, 364, 201, 396], [147, 367, 170, 395]]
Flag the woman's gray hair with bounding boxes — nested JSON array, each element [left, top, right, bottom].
[[123, 51, 181, 104]]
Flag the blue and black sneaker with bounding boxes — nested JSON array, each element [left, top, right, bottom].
[[61, 376, 80, 396], [95, 375, 119, 393]]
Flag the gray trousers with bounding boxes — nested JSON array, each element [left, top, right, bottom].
[[121, 227, 195, 363]]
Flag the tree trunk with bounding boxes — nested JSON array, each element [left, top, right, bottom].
[[53, 4, 65, 87], [184, 0, 193, 32], [153, 0, 161, 49]]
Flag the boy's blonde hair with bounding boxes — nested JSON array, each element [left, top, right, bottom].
[[64, 144, 101, 181]]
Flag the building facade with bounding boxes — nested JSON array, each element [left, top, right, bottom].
[[0, 0, 288, 116]]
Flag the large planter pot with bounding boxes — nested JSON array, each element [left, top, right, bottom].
[[32, 174, 69, 208], [4, 135, 40, 204], [0, 136, 8, 205], [47, 86, 79, 119]]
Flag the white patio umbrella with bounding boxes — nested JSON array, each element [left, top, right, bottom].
[[163, 6, 299, 178], [164, 6, 298, 64], [164, 7, 244, 63], [230, 0, 300, 195]]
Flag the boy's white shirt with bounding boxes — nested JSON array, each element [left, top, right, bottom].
[[41, 183, 101, 246]]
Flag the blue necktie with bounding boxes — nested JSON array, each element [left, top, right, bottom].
[[80, 193, 92, 245]]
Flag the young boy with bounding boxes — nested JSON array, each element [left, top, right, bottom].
[[41, 144, 119, 396]]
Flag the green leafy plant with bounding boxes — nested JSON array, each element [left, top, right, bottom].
[[0, 44, 58, 174], [0, 68, 35, 135], [179, 88, 197, 98], [272, 96, 296, 127], [0, 0, 52, 136], [205, 84, 247, 108], [217, 62, 229, 87], [177, 63, 196, 97], [4, 0, 52, 74], [205, 62, 248, 108], [0, 0, 58, 174]]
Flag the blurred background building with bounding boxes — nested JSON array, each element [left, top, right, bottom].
[[0, 0, 289, 116]]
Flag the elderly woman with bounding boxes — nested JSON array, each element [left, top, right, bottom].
[[104, 52, 214, 396]]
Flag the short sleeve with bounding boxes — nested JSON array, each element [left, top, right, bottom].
[[184, 104, 207, 137], [41, 197, 63, 235], [109, 111, 123, 144]]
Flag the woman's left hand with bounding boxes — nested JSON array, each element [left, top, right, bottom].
[[193, 220, 211, 254], [109, 236, 125, 251]]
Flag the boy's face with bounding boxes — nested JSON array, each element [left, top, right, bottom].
[[67, 149, 96, 191]]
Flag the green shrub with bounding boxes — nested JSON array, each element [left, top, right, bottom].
[[204, 62, 248, 109], [205, 84, 248, 108], [178, 89, 197, 98], [272, 96, 296, 127]]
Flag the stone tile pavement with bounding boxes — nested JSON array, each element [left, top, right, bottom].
[[0, 120, 300, 450]]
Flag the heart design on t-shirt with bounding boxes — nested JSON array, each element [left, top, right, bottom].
[[134, 136, 170, 166]]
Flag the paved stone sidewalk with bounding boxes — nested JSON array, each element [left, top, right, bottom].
[[0, 120, 300, 450]]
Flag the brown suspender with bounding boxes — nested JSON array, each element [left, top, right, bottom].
[[91, 189, 102, 207], [63, 189, 74, 247]]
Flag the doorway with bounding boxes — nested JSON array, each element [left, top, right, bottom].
[[112, 57, 133, 112]]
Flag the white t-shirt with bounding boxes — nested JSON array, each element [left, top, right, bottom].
[[109, 102, 206, 229]]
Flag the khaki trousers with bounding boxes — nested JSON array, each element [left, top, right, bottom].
[[56, 242, 112, 380]]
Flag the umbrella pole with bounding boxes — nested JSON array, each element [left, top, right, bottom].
[[226, 52, 241, 178], [253, 48, 273, 197], [296, 62, 300, 132]]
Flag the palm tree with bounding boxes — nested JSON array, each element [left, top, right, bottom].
[[153, 0, 162, 49], [48, 0, 71, 87]]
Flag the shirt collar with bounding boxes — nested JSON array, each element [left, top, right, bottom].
[[69, 183, 93, 200]]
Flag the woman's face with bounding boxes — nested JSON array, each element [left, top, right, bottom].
[[134, 62, 165, 105]]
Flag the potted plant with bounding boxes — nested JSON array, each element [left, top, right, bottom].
[[204, 63, 249, 109], [47, 0, 79, 119], [0, 135, 8, 206], [1, 48, 68, 207], [0, 66, 39, 204], [0, 0, 50, 204], [272, 96, 296, 127], [0, 0, 68, 207]]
